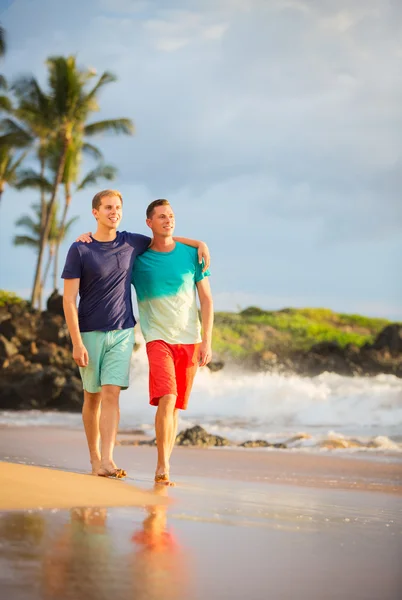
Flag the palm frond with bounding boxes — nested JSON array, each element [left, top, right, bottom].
[[84, 71, 117, 105], [13, 235, 39, 248], [15, 169, 52, 192], [84, 118, 134, 137], [82, 142, 103, 160], [0, 95, 12, 112], [0, 120, 33, 148], [15, 214, 39, 230], [77, 163, 117, 190], [6, 150, 29, 177]]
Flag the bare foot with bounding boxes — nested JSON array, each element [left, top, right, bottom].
[[154, 472, 175, 487], [98, 461, 127, 478], [91, 458, 101, 476]]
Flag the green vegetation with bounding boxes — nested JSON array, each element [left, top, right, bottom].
[[0, 290, 24, 308], [212, 306, 390, 360]]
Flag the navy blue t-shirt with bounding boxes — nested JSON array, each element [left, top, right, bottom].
[[61, 231, 151, 332]]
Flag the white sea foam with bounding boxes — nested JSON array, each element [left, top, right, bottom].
[[1, 340, 402, 453]]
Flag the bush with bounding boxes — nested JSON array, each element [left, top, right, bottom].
[[240, 306, 268, 317], [0, 290, 24, 308]]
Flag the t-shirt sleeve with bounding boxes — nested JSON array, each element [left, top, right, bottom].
[[61, 244, 82, 279], [125, 232, 152, 255], [195, 257, 211, 283]]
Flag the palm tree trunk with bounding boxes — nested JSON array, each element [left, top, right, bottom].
[[53, 185, 71, 293], [37, 156, 46, 310], [31, 136, 69, 308], [53, 242, 60, 291], [42, 246, 54, 291], [39, 154, 46, 235]]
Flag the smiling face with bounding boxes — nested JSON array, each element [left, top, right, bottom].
[[146, 204, 175, 237], [92, 194, 122, 230]]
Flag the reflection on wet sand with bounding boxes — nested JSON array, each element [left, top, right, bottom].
[[131, 485, 189, 600], [39, 486, 189, 600], [42, 507, 113, 600]]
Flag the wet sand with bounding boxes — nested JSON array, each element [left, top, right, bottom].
[[0, 426, 402, 599], [0, 461, 169, 510]]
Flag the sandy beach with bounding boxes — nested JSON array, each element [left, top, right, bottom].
[[0, 426, 401, 599]]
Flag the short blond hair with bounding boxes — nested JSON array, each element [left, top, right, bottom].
[[92, 189, 123, 210]]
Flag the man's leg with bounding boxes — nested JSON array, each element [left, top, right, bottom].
[[98, 384, 122, 476], [82, 391, 102, 474], [155, 394, 177, 483], [97, 329, 135, 477], [168, 408, 179, 459]]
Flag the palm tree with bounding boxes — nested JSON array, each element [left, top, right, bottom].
[[0, 25, 11, 114], [14, 203, 78, 295], [8, 55, 133, 307], [0, 24, 5, 57], [0, 144, 27, 205]]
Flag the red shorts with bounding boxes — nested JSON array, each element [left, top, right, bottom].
[[146, 340, 200, 410]]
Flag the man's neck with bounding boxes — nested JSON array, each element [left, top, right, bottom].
[[92, 225, 117, 242], [150, 235, 175, 252]]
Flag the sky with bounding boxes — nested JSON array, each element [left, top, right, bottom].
[[0, 0, 401, 319]]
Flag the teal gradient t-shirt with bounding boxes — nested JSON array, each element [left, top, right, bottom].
[[131, 242, 210, 344]]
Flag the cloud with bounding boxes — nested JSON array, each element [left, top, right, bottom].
[[142, 9, 229, 52], [1, 0, 401, 318]]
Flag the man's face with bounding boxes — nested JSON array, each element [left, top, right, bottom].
[[147, 204, 175, 236], [92, 195, 122, 230]]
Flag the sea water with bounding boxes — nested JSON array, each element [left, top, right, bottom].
[[1, 341, 402, 453]]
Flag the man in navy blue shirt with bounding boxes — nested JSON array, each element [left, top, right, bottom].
[[62, 189, 209, 478]]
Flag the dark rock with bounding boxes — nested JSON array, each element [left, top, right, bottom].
[[38, 314, 70, 346], [8, 301, 31, 318], [0, 315, 38, 343], [175, 425, 231, 447], [28, 341, 77, 372], [0, 318, 16, 340], [0, 335, 18, 362], [118, 429, 146, 435], [309, 341, 345, 356], [48, 376, 83, 412], [371, 324, 402, 355], [46, 290, 64, 317], [0, 362, 67, 410], [138, 438, 157, 446], [240, 440, 272, 448], [0, 306, 11, 325], [207, 360, 225, 372]]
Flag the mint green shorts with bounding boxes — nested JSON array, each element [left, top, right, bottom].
[[79, 329, 135, 393]]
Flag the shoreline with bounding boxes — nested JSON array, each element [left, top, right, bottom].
[[1, 426, 401, 497]]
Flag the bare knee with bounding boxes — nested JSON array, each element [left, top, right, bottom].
[[84, 391, 101, 408], [102, 385, 120, 405], [157, 395, 177, 414]]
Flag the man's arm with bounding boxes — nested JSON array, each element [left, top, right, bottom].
[[73, 233, 210, 272], [174, 237, 210, 272], [196, 277, 214, 367], [63, 279, 89, 368]]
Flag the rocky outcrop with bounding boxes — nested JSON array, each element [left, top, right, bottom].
[[0, 296, 82, 411], [1, 293, 402, 413], [175, 425, 231, 447], [231, 326, 402, 377], [292, 329, 402, 377]]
